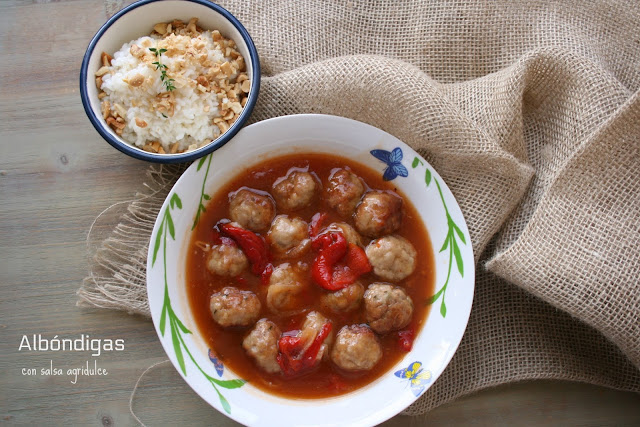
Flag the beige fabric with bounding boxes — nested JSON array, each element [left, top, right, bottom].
[[83, 0, 640, 414]]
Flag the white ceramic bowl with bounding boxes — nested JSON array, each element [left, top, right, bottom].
[[80, 0, 260, 163], [146, 114, 474, 426]]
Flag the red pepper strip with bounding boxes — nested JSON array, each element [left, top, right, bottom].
[[345, 243, 372, 276], [397, 326, 415, 352], [211, 229, 236, 247], [260, 263, 273, 286], [219, 223, 270, 276], [312, 234, 371, 290], [311, 232, 349, 290], [277, 323, 332, 377], [309, 212, 328, 237], [330, 265, 357, 288]]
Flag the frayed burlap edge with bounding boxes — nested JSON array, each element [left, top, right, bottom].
[[77, 164, 186, 316]]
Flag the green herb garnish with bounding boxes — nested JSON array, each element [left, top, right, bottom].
[[149, 47, 176, 92]]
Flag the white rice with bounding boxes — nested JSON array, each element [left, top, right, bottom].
[[100, 30, 240, 152]]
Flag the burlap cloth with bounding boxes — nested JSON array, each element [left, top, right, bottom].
[[81, 0, 640, 416]]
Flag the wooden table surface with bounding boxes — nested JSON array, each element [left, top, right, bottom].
[[1, 1, 639, 425]]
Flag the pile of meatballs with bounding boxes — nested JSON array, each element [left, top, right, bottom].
[[205, 166, 419, 375]]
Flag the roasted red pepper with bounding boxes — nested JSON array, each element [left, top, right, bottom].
[[311, 233, 371, 290], [311, 232, 348, 290], [309, 212, 328, 237], [219, 223, 272, 281], [397, 326, 415, 352], [345, 243, 371, 276], [277, 323, 332, 377]]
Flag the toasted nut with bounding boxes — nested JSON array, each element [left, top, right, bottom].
[[196, 75, 208, 87], [186, 18, 198, 33], [113, 103, 127, 119], [169, 142, 180, 154], [220, 61, 233, 76], [241, 97, 248, 107], [223, 110, 234, 121], [115, 117, 124, 123], [129, 44, 144, 57], [95, 66, 110, 77], [157, 145, 166, 154], [203, 105, 210, 113], [228, 101, 243, 114], [98, 92, 107, 99], [101, 101, 110, 120], [166, 23, 172, 34], [151, 141, 161, 152], [197, 84, 208, 93], [241, 79, 251, 93], [153, 22, 168, 35], [101, 52, 112, 67], [135, 118, 147, 128], [128, 74, 145, 87], [95, 76, 103, 90], [237, 73, 248, 83], [226, 89, 238, 100], [142, 143, 157, 153], [212, 30, 222, 41], [216, 120, 230, 133], [106, 116, 125, 130]]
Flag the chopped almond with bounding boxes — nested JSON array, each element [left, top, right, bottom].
[[153, 22, 168, 35]]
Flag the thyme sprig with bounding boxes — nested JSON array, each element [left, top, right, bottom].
[[149, 47, 176, 92]]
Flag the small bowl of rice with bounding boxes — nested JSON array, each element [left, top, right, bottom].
[[80, 0, 260, 163]]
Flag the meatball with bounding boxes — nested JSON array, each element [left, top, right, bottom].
[[325, 168, 365, 217], [229, 188, 275, 232], [321, 282, 365, 313], [354, 190, 403, 238], [331, 325, 382, 371], [365, 235, 417, 281], [301, 311, 333, 362], [266, 263, 308, 314], [243, 319, 282, 374], [210, 287, 261, 327], [363, 283, 413, 334], [323, 222, 363, 247], [206, 243, 248, 277], [267, 215, 310, 256], [272, 170, 317, 211]]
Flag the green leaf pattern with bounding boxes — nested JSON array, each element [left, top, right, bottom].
[[411, 156, 467, 318], [192, 154, 213, 230], [153, 191, 245, 414]]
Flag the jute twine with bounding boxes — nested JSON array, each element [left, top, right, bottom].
[[82, 0, 640, 416]]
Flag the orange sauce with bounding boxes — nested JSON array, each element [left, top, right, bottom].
[[186, 152, 434, 398]]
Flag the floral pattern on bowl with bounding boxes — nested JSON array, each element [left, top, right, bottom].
[[147, 114, 474, 427]]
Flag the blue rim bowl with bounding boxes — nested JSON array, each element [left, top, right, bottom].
[[80, 0, 261, 164]]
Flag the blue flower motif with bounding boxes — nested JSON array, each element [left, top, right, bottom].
[[394, 361, 432, 397], [208, 349, 224, 377], [370, 147, 409, 181]]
